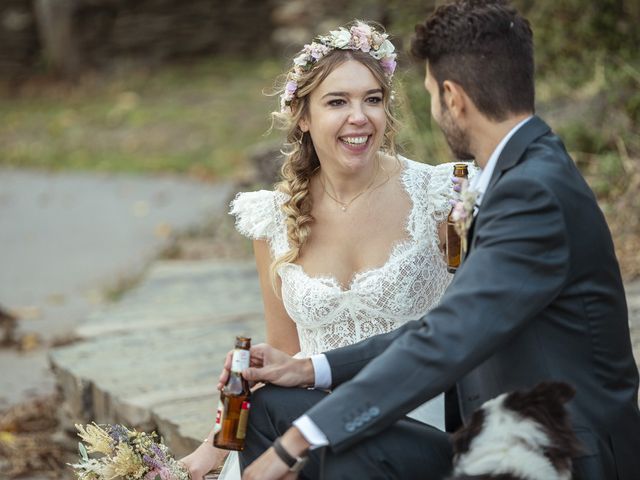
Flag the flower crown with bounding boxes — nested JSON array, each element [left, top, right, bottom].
[[280, 21, 397, 113]]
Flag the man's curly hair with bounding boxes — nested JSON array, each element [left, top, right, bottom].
[[411, 0, 535, 121]]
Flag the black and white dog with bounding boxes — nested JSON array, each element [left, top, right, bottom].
[[448, 382, 582, 480]]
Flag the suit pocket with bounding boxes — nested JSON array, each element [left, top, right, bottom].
[[571, 428, 618, 480], [573, 427, 598, 458]]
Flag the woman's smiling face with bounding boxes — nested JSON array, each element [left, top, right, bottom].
[[299, 59, 387, 173]]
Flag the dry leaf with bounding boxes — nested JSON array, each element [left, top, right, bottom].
[[19, 333, 41, 352]]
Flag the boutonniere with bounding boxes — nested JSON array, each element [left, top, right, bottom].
[[451, 179, 479, 254]]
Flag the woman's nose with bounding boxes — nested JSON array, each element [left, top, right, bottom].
[[348, 105, 368, 125]]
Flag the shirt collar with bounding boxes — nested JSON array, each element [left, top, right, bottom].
[[469, 116, 533, 205]]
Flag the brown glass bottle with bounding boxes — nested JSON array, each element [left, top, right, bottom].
[[213, 336, 251, 451], [446, 163, 469, 273]]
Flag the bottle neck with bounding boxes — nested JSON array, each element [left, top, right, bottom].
[[230, 348, 250, 374], [453, 163, 468, 179]]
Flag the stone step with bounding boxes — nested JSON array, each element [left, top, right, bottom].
[[50, 260, 265, 458], [50, 259, 640, 466]]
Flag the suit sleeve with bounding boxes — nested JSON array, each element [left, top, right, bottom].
[[306, 173, 570, 452], [324, 319, 422, 387]]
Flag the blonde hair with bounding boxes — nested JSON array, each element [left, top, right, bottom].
[[269, 48, 399, 288]]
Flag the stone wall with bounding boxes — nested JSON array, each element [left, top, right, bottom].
[[0, 0, 393, 78], [0, 0, 40, 78], [43, 0, 276, 74], [1, 0, 278, 77]]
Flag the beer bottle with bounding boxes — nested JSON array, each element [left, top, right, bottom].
[[446, 163, 469, 273], [213, 336, 251, 451]]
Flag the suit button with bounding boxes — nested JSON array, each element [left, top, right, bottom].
[[362, 412, 371, 422], [354, 418, 364, 427], [369, 406, 380, 417], [345, 422, 355, 432]]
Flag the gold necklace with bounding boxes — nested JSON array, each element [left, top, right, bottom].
[[320, 160, 380, 212]]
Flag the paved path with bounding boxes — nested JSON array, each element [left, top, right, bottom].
[[49, 257, 640, 459], [0, 169, 233, 409]]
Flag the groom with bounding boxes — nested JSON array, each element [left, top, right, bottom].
[[232, 1, 640, 479]]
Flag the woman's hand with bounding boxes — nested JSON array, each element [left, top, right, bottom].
[[179, 439, 227, 480], [217, 343, 315, 390], [451, 175, 463, 193]]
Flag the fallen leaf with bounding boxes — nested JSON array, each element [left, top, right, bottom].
[[0, 431, 16, 446], [19, 333, 41, 352], [46, 293, 66, 305], [132, 200, 149, 217], [10, 306, 41, 321], [154, 222, 172, 238]]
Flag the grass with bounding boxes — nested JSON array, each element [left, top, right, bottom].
[[0, 58, 284, 179]]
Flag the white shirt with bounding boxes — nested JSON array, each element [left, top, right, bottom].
[[469, 116, 532, 209], [293, 116, 534, 448]]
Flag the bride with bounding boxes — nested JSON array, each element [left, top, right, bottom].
[[181, 20, 471, 479]]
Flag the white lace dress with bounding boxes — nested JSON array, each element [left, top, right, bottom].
[[219, 157, 460, 478]]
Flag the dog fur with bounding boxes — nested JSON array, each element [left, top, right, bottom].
[[447, 382, 582, 480]]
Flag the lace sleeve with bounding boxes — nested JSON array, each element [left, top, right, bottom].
[[427, 162, 477, 223], [229, 190, 280, 241]]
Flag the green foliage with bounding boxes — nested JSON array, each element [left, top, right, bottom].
[[394, 67, 451, 165], [516, 0, 640, 78], [0, 59, 282, 177]]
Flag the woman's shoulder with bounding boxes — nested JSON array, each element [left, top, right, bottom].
[[230, 189, 288, 207], [228, 189, 288, 241], [399, 157, 477, 224], [400, 157, 476, 188], [399, 156, 450, 187]]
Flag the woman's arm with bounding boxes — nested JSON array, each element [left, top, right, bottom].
[[253, 239, 300, 356]]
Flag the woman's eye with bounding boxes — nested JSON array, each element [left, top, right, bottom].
[[367, 96, 383, 104], [328, 99, 346, 107]]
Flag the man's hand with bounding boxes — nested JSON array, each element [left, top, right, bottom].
[[242, 427, 311, 480], [217, 343, 315, 390]]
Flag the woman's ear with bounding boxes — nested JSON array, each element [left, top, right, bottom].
[[298, 117, 309, 132]]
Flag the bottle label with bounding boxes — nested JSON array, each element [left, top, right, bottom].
[[236, 401, 251, 439], [214, 399, 224, 434], [231, 349, 250, 373]]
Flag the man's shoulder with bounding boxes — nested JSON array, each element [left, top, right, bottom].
[[497, 130, 596, 210], [512, 130, 575, 179]]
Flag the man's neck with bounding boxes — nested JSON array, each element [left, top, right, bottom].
[[471, 113, 532, 169]]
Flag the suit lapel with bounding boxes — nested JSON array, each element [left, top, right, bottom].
[[465, 216, 477, 255], [485, 115, 551, 194], [464, 116, 551, 257]]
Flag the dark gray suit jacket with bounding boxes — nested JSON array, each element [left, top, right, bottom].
[[305, 116, 640, 479]]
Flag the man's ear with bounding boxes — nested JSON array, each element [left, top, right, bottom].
[[442, 80, 467, 119]]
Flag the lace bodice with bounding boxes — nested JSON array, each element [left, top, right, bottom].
[[230, 158, 466, 356]]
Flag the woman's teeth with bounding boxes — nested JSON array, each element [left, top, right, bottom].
[[340, 136, 368, 145]]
